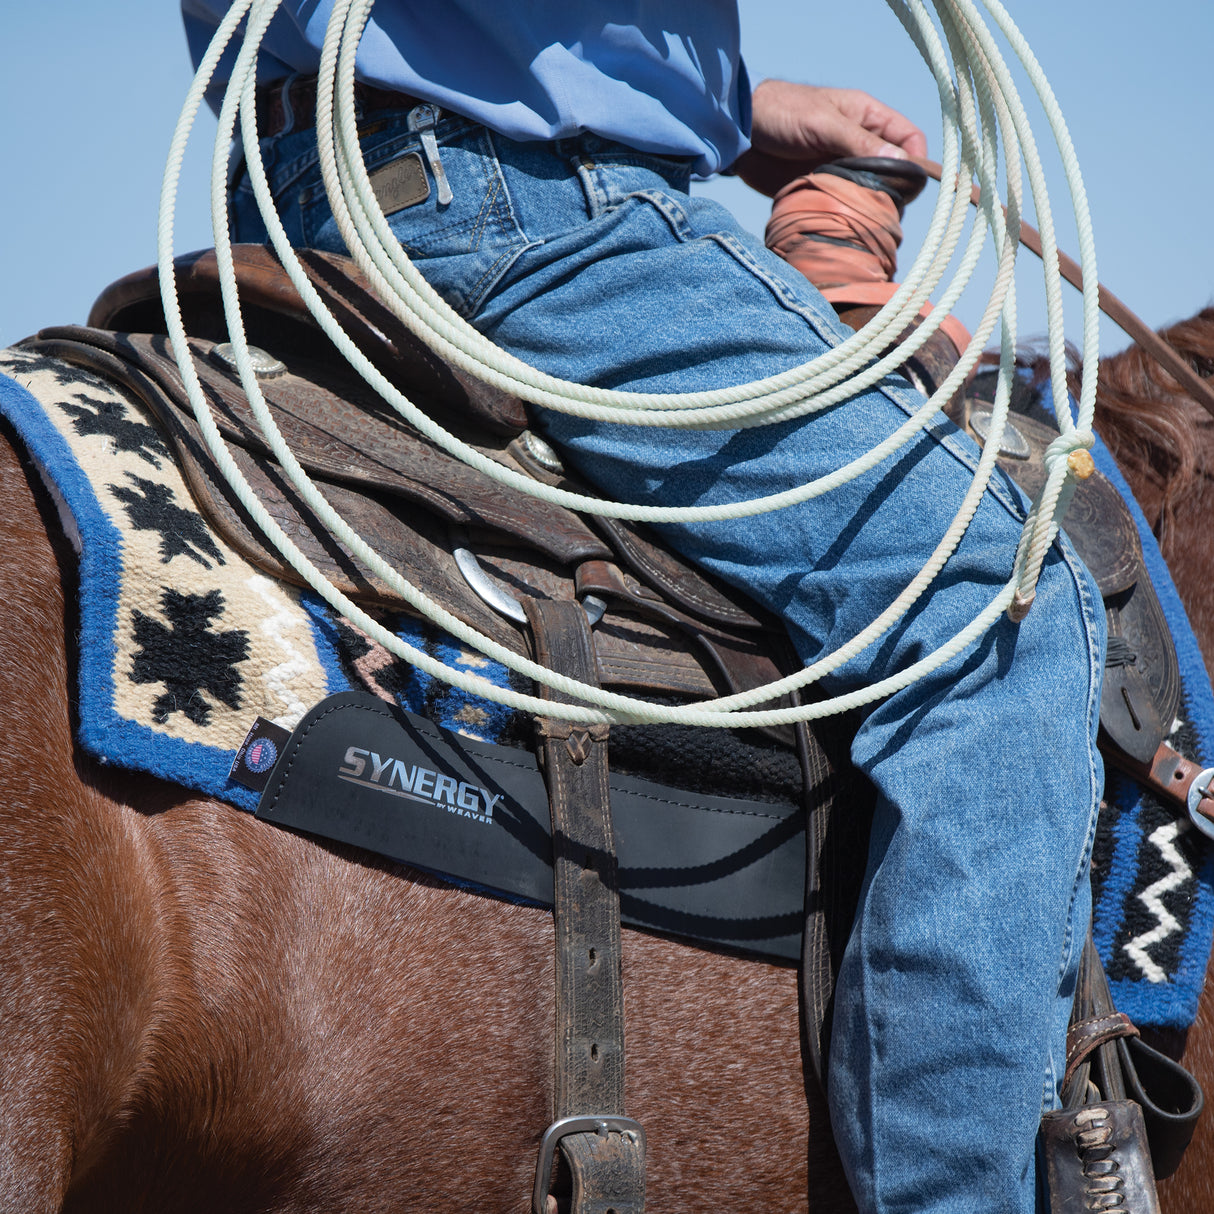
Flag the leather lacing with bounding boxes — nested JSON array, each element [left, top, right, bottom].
[[1069, 1105, 1130, 1210]]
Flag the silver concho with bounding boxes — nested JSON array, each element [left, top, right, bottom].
[[519, 429, 565, 474], [968, 408, 1031, 460], [210, 342, 287, 379]]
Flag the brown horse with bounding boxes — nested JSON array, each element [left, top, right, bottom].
[[1080, 308, 1214, 685], [0, 414, 835, 1210], [2, 304, 1214, 1213]]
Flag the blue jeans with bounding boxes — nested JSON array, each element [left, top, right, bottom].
[[232, 107, 1106, 1213]]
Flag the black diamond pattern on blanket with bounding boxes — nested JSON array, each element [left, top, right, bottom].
[[59, 391, 170, 467], [108, 473, 226, 569], [1, 345, 331, 798], [129, 588, 250, 726]]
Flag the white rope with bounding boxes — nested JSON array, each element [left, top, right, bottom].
[[156, 0, 1099, 726]]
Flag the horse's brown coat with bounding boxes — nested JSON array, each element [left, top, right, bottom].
[[1085, 308, 1214, 1213], [1085, 307, 1214, 688], [5, 305, 1214, 1211]]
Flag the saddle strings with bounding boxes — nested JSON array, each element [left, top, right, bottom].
[[157, 0, 1100, 728]]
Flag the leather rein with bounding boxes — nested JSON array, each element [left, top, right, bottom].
[[915, 157, 1214, 421]]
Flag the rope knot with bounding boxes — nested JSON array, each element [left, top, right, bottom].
[[1043, 430, 1096, 481], [1007, 429, 1097, 624], [1008, 589, 1036, 623]]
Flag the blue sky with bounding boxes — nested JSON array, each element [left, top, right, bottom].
[[3, 0, 1211, 358]]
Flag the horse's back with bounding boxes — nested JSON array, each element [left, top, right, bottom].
[[0, 428, 835, 1211]]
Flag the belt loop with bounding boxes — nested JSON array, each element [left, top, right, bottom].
[[573, 157, 609, 220], [277, 71, 302, 137]]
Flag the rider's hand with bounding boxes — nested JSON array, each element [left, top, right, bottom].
[[733, 80, 928, 197]]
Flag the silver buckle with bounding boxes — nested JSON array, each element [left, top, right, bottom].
[[1187, 767, 1214, 839], [532, 1115, 646, 1214]]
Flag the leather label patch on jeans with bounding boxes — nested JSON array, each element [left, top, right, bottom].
[[368, 151, 430, 215]]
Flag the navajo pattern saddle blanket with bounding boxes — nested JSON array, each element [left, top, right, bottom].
[[0, 345, 529, 803], [2, 343, 1213, 1030]]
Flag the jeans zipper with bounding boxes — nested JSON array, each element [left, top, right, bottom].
[[407, 103, 454, 205]]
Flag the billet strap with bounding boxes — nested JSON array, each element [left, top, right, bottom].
[[525, 596, 645, 1214], [1063, 933, 1138, 1108], [798, 710, 875, 1094], [557, 1131, 647, 1214]]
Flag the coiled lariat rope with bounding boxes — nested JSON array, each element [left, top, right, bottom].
[[157, 0, 1099, 728]]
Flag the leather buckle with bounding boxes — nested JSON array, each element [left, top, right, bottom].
[[532, 1115, 646, 1214]]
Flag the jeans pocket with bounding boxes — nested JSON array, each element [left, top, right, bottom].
[[298, 120, 531, 317]]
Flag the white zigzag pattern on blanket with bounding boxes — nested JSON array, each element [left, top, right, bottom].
[[1124, 819, 1192, 983]]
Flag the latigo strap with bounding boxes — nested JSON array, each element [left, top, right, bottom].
[[527, 597, 645, 1214]]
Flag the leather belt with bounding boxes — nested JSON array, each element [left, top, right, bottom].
[[255, 75, 428, 138]]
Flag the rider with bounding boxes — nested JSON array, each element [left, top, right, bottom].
[[182, 3, 1107, 1211]]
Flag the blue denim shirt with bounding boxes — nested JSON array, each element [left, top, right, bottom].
[[181, 0, 752, 176]]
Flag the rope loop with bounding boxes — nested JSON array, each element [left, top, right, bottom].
[[154, 0, 1101, 728]]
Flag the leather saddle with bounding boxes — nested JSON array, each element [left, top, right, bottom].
[[43, 246, 806, 737]]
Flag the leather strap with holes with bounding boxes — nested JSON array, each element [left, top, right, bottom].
[[525, 596, 645, 1213]]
